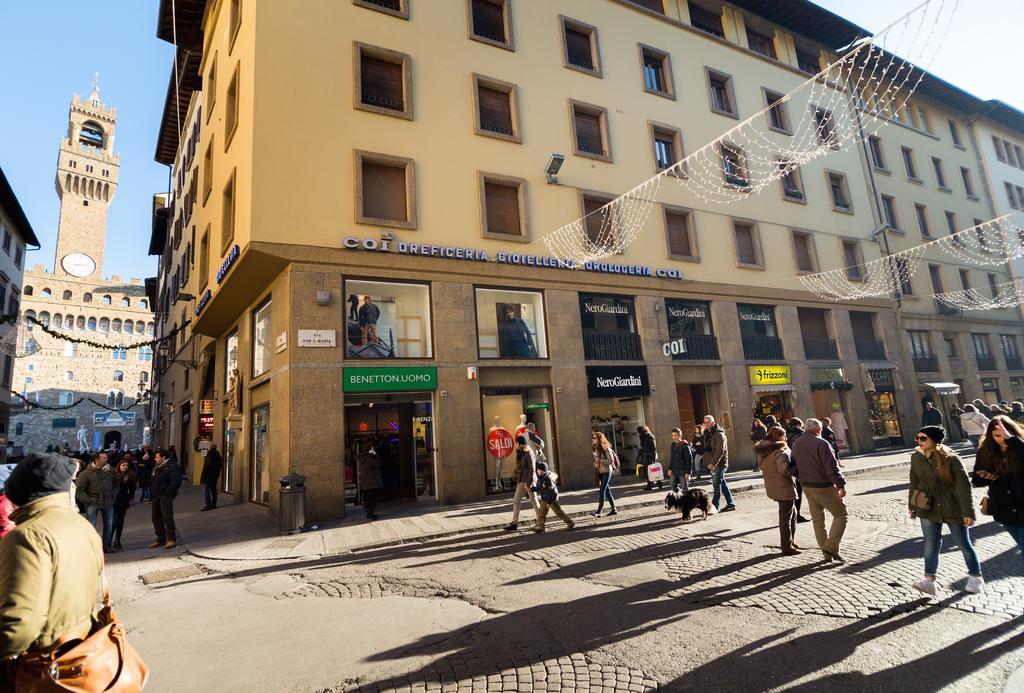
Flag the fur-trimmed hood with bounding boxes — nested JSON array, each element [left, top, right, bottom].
[[754, 439, 787, 455]]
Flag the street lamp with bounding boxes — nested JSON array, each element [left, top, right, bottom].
[[157, 342, 197, 369]]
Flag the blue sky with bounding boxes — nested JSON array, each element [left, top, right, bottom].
[[0, 1, 1020, 281]]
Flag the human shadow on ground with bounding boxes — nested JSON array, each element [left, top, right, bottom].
[[857, 483, 909, 496], [353, 557, 931, 690]]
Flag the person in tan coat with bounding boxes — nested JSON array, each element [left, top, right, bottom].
[[755, 427, 800, 556], [0, 454, 103, 672]]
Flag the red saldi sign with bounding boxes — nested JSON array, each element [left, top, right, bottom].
[[487, 427, 515, 459]]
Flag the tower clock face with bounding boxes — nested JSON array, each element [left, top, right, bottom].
[[61, 253, 96, 277]]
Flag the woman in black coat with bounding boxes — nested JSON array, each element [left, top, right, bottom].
[[973, 416, 1024, 562], [637, 426, 661, 491]]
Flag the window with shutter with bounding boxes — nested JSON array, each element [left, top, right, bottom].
[[355, 0, 406, 17], [626, 0, 664, 14], [362, 161, 408, 223], [640, 47, 671, 95], [583, 195, 615, 248], [793, 233, 814, 272], [734, 224, 757, 265], [565, 28, 593, 70], [573, 106, 606, 157], [689, 3, 723, 37], [665, 211, 693, 257], [746, 29, 776, 59], [484, 180, 522, 236], [478, 87, 513, 135], [471, 0, 507, 44], [361, 56, 404, 111], [843, 242, 862, 280]]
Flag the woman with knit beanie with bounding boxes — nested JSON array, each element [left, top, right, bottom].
[[908, 425, 984, 597]]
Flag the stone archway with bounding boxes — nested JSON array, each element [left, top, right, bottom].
[[103, 431, 122, 450]]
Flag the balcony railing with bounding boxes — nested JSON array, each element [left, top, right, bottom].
[[854, 339, 887, 360], [743, 336, 785, 360], [935, 299, 963, 316], [912, 355, 940, 372], [1005, 354, 1023, 371], [670, 334, 720, 361], [976, 355, 998, 371], [802, 338, 839, 361], [583, 332, 642, 361]]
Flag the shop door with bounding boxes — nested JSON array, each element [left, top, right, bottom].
[[344, 402, 419, 504], [676, 385, 708, 436], [251, 404, 271, 504]]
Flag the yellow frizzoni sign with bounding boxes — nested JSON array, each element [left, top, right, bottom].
[[748, 365, 792, 386]]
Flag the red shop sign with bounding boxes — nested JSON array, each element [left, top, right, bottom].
[[487, 427, 515, 459]]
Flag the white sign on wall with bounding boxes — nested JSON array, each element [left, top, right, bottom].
[[275, 332, 288, 353], [297, 330, 337, 348]]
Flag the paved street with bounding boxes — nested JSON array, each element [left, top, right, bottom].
[[103, 457, 1024, 692]]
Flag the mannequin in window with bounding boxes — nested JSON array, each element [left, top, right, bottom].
[[358, 296, 380, 346], [489, 416, 505, 490], [497, 304, 537, 358]]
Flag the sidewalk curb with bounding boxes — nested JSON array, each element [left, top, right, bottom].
[[186, 457, 914, 563]]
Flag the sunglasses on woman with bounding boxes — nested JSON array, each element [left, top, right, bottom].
[[914, 436, 930, 442]]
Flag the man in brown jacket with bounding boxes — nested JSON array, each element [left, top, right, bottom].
[[792, 418, 848, 562], [504, 436, 539, 531], [0, 454, 103, 673]]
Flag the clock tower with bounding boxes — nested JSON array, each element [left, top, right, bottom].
[[53, 76, 119, 278]]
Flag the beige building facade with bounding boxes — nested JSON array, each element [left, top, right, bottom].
[[150, 0, 1024, 521], [11, 85, 155, 453]]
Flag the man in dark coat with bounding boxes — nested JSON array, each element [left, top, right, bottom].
[[358, 443, 384, 521], [149, 449, 182, 549], [921, 401, 943, 427], [786, 418, 811, 524], [136, 448, 155, 503], [200, 444, 224, 511]]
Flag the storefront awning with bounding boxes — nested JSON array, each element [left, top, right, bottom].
[[922, 382, 961, 395], [751, 384, 796, 394]]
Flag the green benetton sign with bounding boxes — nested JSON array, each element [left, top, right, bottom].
[[525, 402, 549, 411], [343, 367, 438, 393]]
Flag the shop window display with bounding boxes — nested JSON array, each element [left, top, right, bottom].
[[590, 397, 645, 473], [345, 279, 432, 358], [482, 387, 555, 493], [476, 288, 547, 359]]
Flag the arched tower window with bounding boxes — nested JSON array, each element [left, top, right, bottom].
[[73, 177, 80, 194], [59, 392, 74, 405], [146, 322, 155, 336], [64, 315, 74, 329], [123, 319, 134, 334], [62, 290, 72, 300], [106, 390, 124, 408], [65, 173, 71, 191], [104, 183, 110, 201], [112, 319, 122, 333], [99, 317, 109, 332], [102, 295, 111, 305], [83, 293, 92, 303], [121, 297, 130, 307], [139, 300, 148, 309], [112, 370, 124, 382], [23, 286, 32, 296], [52, 313, 63, 328], [79, 121, 104, 148], [87, 317, 97, 331], [76, 316, 85, 330], [88, 179, 95, 198], [38, 312, 50, 327], [40, 288, 52, 298]]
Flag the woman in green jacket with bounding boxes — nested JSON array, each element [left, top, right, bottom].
[[908, 426, 983, 597]]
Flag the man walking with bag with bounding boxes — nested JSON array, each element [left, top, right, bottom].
[[792, 418, 849, 562], [0, 454, 102, 676], [504, 435, 539, 531]]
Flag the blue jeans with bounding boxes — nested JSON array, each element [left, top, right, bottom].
[[711, 466, 734, 509], [85, 505, 114, 549], [968, 434, 981, 450], [920, 518, 982, 576], [1001, 523, 1024, 560], [671, 471, 689, 492], [596, 472, 614, 510]]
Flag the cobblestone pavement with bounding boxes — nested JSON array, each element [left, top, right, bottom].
[[109, 465, 1024, 692]]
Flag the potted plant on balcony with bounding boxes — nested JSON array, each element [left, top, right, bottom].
[[724, 172, 751, 189], [783, 187, 804, 200]]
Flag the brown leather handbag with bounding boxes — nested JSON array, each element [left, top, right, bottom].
[[12, 572, 149, 692]]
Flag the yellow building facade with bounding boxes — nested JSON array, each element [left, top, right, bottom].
[[149, 0, 1024, 520]]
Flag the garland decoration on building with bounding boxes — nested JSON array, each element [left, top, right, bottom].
[[534, 0, 961, 265], [10, 389, 150, 414], [0, 313, 190, 358], [933, 278, 1024, 312], [796, 212, 1024, 303]]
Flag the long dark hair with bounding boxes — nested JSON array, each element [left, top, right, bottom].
[[978, 415, 1024, 475]]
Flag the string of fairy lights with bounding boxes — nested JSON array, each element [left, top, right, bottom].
[[535, 0, 962, 266], [797, 213, 1024, 308]]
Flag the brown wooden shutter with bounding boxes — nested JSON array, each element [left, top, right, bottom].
[[575, 110, 603, 155], [584, 196, 612, 245], [565, 28, 593, 69], [735, 224, 756, 264], [362, 161, 407, 222], [478, 86, 513, 135], [627, 0, 665, 14], [666, 212, 691, 256], [484, 181, 521, 236], [794, 235, 813, 271], [361, 55, 404, 111], [472, 0, 505, 42]]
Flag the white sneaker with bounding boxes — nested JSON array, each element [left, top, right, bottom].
[[913, 579, 937, 597], [965, 575, 985, 594]]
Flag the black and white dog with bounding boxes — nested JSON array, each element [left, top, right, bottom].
[[664, 488, 715, 521]]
